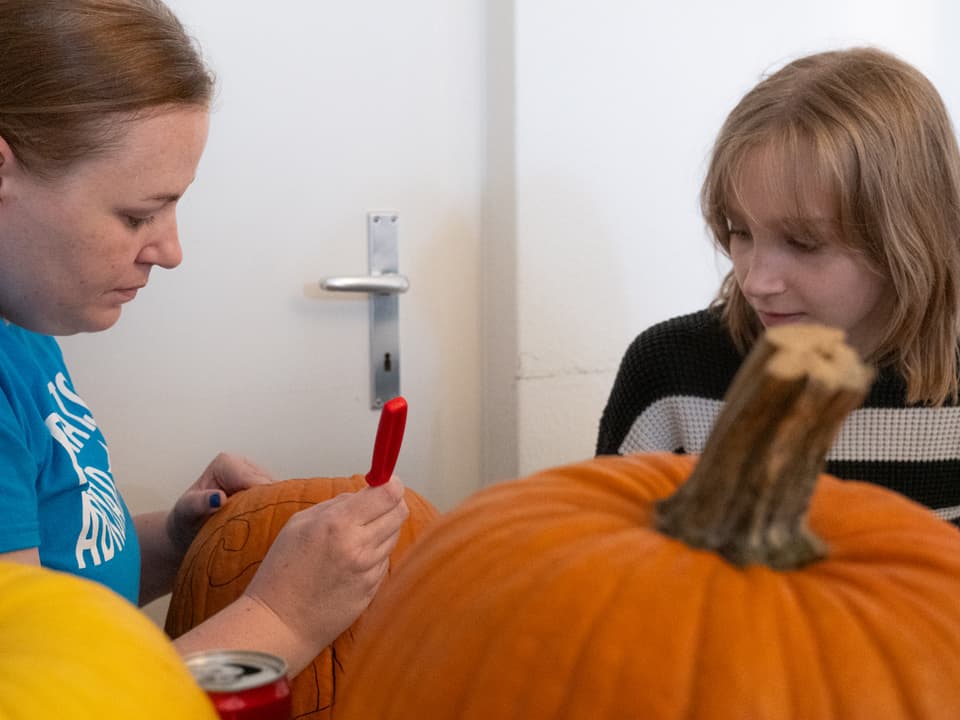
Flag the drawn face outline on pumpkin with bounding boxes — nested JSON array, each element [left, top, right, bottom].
[[165, 474, 440, 719], [726, 146, 893, 359]]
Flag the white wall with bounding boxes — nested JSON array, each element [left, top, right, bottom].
[[508, 0, 960, 477], [58, 1, 485, 622]]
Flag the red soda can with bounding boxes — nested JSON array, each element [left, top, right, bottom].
[[185, 650, 292, 720]]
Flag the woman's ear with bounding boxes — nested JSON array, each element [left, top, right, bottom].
[[0, 135, 23, 201], [0, 138, 10, 195]]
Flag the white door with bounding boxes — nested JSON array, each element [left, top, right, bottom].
[[58, 0, 485, 623]]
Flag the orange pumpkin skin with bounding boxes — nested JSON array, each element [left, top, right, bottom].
[[164, 475, 438, 720], [337, 454, 960, 720]]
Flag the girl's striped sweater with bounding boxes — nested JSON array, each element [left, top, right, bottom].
[[597, 308, 960, 526]]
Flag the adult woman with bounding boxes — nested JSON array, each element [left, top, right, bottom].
[[0, 0, 408, 676], [597, 47, 960, 525]]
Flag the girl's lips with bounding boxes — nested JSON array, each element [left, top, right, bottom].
[[757, 311, 806, 326]]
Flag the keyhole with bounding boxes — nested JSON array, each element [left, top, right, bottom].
[[384, 352, 392, 372]]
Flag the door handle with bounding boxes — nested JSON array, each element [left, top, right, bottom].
[[317, 212, 407, 409], [320, 274, 409, 294]]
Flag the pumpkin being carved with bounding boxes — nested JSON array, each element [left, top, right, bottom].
[[335, 325, 960, 719], [164, 474, 438, 719]]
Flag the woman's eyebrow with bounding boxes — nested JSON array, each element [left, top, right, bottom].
[[140, 192, 182, 203]]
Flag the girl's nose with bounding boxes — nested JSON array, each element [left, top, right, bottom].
[[737, 245, 787, 298]]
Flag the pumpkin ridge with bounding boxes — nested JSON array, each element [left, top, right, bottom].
[[782, 573, 845, 716], [769, 571, 828, 714], [395, 516, 605, 716], [472, 534, 634, 718], [555, 568, 633, 718], [816, 559, 959, 716], [353, 515, 516, 712], [758, 572, 807, 714], [682, 555, 725, 720], [694, 566, 789, 716], [824, 576, 917, 716], [797, 553, 960, 691]]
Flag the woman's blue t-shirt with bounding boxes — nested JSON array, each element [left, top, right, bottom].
[[0, 321, 140, 604]]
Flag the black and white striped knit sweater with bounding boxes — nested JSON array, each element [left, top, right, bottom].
[[596, 308, 960, 526]]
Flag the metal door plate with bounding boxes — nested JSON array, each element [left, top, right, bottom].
[[368, 212, 401, 408]]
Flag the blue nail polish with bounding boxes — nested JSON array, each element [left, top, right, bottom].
[[209, 493, 221, 508]]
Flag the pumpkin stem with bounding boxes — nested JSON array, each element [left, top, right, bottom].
[[653, 323, 874, 570]]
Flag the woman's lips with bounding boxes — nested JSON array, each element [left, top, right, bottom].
[[110, 287, 142, 303]]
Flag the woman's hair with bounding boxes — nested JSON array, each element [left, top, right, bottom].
[[0, 0, 214, 178], [702, 47, 960, 405]]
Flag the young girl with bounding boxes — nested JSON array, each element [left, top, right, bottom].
[[597, 47, 960, 525], [0, 0, 408, 676]]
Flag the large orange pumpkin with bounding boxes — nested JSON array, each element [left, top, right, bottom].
[[164, 474, 438, 719], [335, 325, 960, 719]]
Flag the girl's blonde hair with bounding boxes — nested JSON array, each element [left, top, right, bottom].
[[703, 47, 960, 405], [0, 0, 214, 178]]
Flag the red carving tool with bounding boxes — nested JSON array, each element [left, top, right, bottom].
[[365, 396, 408, 486]]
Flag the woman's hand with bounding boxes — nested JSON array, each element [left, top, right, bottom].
[[243, 475, 410, 651], [166, 452, 275, 554], [138, 453, 276, 606]]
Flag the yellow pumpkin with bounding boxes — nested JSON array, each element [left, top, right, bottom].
[[0, 561, 216, 719]]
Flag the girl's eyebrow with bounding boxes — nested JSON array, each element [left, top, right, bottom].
[[724, 203, 747, 222], [725, 202, 836, 227], [782, 216, 838, 228]]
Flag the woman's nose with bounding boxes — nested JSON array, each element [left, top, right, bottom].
[[137, 222, 183, 270]]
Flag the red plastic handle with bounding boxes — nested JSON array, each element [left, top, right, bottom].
[[365, 396, 408, 486]]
